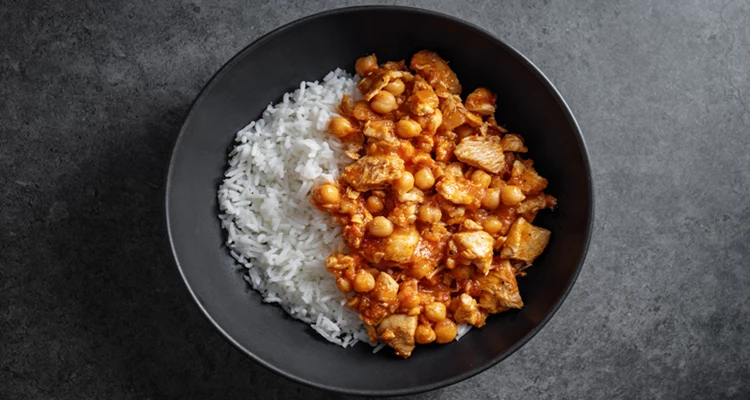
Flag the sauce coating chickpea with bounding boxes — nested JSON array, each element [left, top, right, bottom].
[[500, 185, 526, 206], [483, 216, 504, 234], [328, 116, 355, 138], [470, 170, 492, 188], [418, 204, 442, 224], [353, 269, 375, 292], [481, 187, 501, 210], [434, 319, 458, 343], [335, 277, 352, 293], [368, 216, 394, 237], [355, 54, 378, 76], [415, 324, 436, 344], [395, 119, 422, 138], [370, 91, 398, 114], [315, 184, 339, 204], [414, 168, 435, 190], [384, 79, 405, 96], [393, 171, 414, 193], [425, 302, 447, 322], [365, 195, 384, 213]]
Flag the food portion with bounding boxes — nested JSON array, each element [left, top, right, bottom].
[[312, 51, 556, 358], [218, 70, 371, 347]]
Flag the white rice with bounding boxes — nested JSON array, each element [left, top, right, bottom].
[[217, 69, 369, 347], [218, 68, 473, 350]]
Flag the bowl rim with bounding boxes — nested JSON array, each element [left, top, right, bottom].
[[165, 4, 594, 397]]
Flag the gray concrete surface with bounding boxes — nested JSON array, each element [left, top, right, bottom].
[[2, 0, 749, 399]]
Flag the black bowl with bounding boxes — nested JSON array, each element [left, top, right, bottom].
[[166, 5, 593, 396]]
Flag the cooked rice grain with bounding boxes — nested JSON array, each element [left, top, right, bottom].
[[218, 69, 368, 347]]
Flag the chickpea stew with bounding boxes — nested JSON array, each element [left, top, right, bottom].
[[312, 51, 556, 358]]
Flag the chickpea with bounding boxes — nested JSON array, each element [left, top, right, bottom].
[[413, 168, 435, 191], [398, 282, 420, 309], [395, 118, 422, 139], [415, 324, 436, 344], [393, 171, 414, 193], [483, 216, 504, 234], [328, 116, 355, 138], [353, 269, 375, 292], [418, 204, 442, 224], [335, 277, 352, 293], [481, 187, 501, 210], [368, 216, 394, 237], [365, 195, 384, 213], [370, 91, 398, 114], [315, 184, 339, 205], [470, 170, 492, 188], [500, 185, 526, 206], [384, 79, 405, 96], [355, 54, 378, 76], [425, 302, 447, 322], [434, 319, 458, 343]]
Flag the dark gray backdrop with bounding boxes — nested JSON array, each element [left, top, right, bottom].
[[2, 1, 748, 399]]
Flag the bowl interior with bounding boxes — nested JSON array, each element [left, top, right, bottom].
[[166, 6, 592, 396]]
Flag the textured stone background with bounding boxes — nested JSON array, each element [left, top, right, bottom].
[[2, 0, 749, 399]]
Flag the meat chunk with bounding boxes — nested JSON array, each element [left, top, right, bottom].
[[434, 130, 457, 162], [507, 160, 548, 195], [461, 219, 483, 231], [464, 88, 496, 116], [325, 253, 361, 271], [396, 187, 425, 204], [499, 133, 527, 153], [440, 94, 467, 131], [410, 50, 461, 97], [450, 230, 494, 274], [363, 120, 395, 140], [377, 314, 418, 358], [412, 109, 443, 136], [383, 226, 421, 264], [436, 194, 467, 225], [477, 259, 524, 313], [342, 133, 364, 160], [412, 224, 451, 276], [373, 272, 399, 302], [500, 217, 551, 263], [453, 293, 487, 327], [388, 202, 419, 227], [440, 94, 482, 130], [358, 69, 408, 101], [454, 135, 505, 174], [341, 155, 404, 191], [407, 77, 440, 117], [516, 193, 557, 221], [436, 174, 482, 206]]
